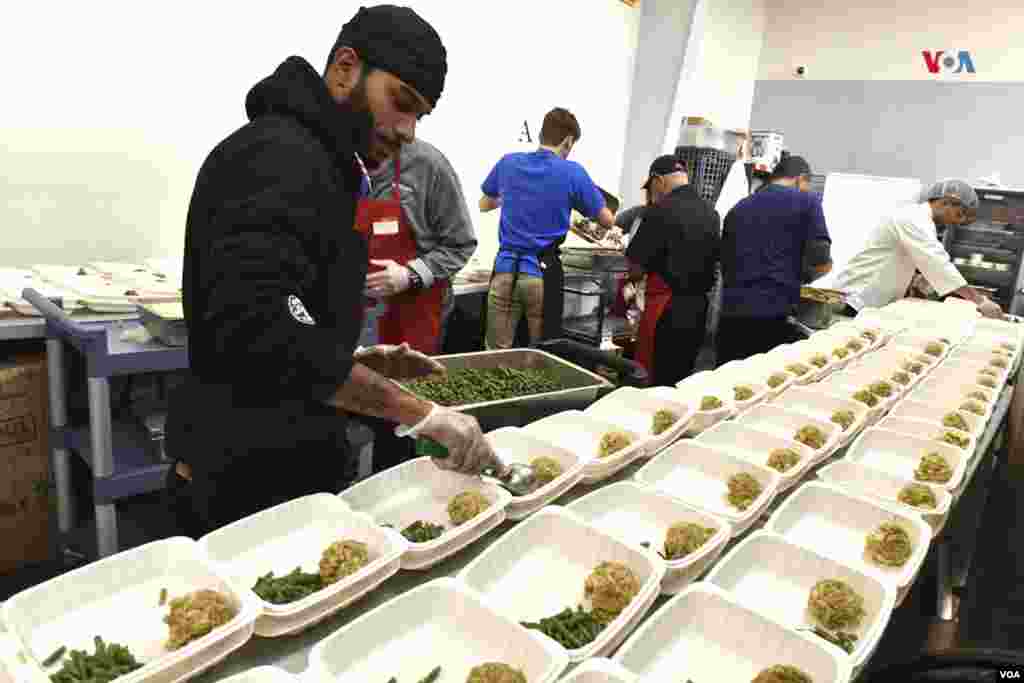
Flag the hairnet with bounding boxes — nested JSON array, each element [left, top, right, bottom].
[[921, 179, 979, 209]]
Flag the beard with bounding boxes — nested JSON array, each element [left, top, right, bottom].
[[339, 73, 401, 166]]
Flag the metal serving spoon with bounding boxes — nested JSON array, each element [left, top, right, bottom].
[[415, 438, 538, 496]]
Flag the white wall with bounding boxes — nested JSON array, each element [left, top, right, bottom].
[[664, 0, 766, 153], [618, 0, 699, 210], [0, 1, 639, 268], [758, 0, 1023, 81]]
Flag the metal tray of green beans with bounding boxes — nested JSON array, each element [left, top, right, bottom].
[[400, 349, 613, 432]]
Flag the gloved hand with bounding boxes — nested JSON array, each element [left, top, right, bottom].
[[395, 404, 506, 477], [364, 259, 412, 298], [978, 297, 1004, 319], [354, 342, 444, 379]]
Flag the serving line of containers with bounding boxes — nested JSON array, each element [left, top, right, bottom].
[[1, 300, 1019, 683]]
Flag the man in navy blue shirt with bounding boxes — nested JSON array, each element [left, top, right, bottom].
[[717, 155, 832, 365], [479, 108, 616, 348]]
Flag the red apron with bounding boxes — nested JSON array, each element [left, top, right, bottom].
[[633, 271, 673, 377], [353, 158, 447, 355]]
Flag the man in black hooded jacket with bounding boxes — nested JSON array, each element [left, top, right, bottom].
[[166, 5, 503, 537]]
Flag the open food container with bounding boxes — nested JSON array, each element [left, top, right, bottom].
[[890, 335, 950, 362], [633, 440, 781, 536], [808, 373, 893, 425], [198, 493, 404, 637], [771, 386, 869, 446], [728, 355, 797, 398], [338, 457, 511, 570], [399, 349, 613, 432], [704, 364, 774, 408], [902, 388, 993, 429], [582, 386, 694, 456], [927, 364, 1009, 394], [485, 427, 586, 520], [889, 400, 984, 439], [612, 583, 849, 683], [935, 357, 1010, 386], [765, 482, 933, 605], [696, 421, 816, 491], [2, 537, 258, 683], [457, 507, 665, 663], [913, 377, 997, 409], [844, 428, 968, 493], [876, 416, 976, 458], [736, 403, 842, 464], [522, 411, 647, 485], [566, 482, 730, 595], [662, 376, 736, 433], [557, 657, 638, 682], [306, 578, 569, 682], [770, 342, 838, 382], [218, 667, 301, 682], [705, 531, 896, 675], [817, 460, 952, 536]]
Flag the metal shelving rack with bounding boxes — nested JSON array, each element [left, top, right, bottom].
[[23, 289, 187, 559], [942, 187, 1024, 314]]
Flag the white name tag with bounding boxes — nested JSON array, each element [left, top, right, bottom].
[[373, 220, 400, 235]]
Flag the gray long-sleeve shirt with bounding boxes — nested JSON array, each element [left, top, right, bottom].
[[369, 139, 477, 287]]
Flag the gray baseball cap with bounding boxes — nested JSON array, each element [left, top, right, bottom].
[[921, 179, 979, 209]]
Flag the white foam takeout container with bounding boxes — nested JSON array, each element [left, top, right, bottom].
[[771, 386, 869, 446], [217, 667, 300, 682], [902, 389, 993, 430], [724, 356, 797, 397], [845, 428, 968, 494], [817, 460, 952, 536], [522, 410, 647, 485], [612, 583, 849, 683], [926, 365, 1007, 394], [338, 457, 511, 570], [705, 531, 896, 674], [583, 386, 695, 456], [458, 507, 665, 663], [557, 657, 639, 682], [889, 400, 984, 438], [485, 427, 586, 520], [661, 376, 737, 433], [2, 537, 258, 683], [765, 482, 933, 592], [305, 578, 569, 682], [935, 358, 1009, 386], [808, 372, 893, 425], [736, 403, 842, 464], [876, 415, 976, 458], [633, 440, 781, 536], [696, 421, 816, 491], [566, 482, 730, 595], [198, 493, 405, 637]]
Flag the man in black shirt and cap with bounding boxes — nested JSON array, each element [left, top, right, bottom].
[[166, 5, 503, 537], [626, 155, 721, 386]]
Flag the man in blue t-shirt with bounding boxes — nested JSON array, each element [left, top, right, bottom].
[[717, 155, 833, 365], [479, 108, 616, 348]]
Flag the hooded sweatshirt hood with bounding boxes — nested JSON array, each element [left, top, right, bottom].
[[245, 56, 373, 165]]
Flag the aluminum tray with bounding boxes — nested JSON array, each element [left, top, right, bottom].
[[138, 302, 187, 347], [405, 349, 613, 432]]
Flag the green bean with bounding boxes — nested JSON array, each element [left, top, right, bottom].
[[42, 645, 66, 667], [403, 367, 565, 406], [48, 636, 142, 682], [417, 667, 442, 683], [253, 567, 325, 604]]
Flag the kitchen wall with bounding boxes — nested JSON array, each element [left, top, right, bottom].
[[664, 0, 767, 154], [751, 0, 1024, 186], [0, 1, 640, 268]]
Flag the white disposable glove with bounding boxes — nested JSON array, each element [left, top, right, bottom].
[[978, 297, 1004, 320], [396, 404, 506, 476], [364, 259, 411, 298], [354, 342, 444, 379]]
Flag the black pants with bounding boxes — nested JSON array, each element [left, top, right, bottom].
[[367, 417, 416, 474], [716, 315, 799, 367], [652, 298, 708, 387]]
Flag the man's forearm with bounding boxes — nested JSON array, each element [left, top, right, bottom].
[[595, 207, 616, 230], [325, 363, 432, 425]]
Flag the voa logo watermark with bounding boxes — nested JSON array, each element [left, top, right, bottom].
[[1000, 670, 1021, 679], [922, 50, 976, 74]]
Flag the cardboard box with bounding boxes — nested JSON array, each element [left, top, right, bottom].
[[0, 353, 51, 574]]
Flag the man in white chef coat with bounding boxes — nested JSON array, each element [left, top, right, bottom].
[[833, 179, 1003, 318]]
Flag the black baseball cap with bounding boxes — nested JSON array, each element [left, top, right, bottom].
[[642, 155, 685, 189], [772, 155, 812, 179]]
